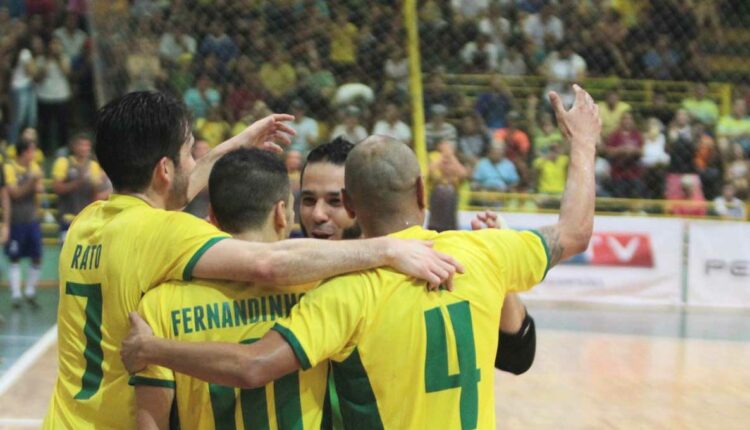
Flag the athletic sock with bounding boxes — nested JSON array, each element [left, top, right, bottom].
[[9, 263, 22, 300], [25, 265, 40, 298]]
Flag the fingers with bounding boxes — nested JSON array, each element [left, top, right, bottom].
[[548, 91, 565, 118], [274, 121, 296, 137], [439, 252, 464, 274], [270, 113, 295, 122], [572, 84, 586, 108], [261, 142, 284, 154], [470, 219, 483, 231], [129, 312, 142, 327]]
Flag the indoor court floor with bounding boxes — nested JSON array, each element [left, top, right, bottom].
[[1, 288, 749, 430]]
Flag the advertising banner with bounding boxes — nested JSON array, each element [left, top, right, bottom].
[[687, 221, 750, 308], [457, 212, 684, 305]]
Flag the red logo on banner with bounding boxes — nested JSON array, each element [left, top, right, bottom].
[[567, 232, 655, 267]]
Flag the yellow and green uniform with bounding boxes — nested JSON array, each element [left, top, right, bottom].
[[273, 226, 549, 430], [131, 279, 328, 430], [42, 194, 230, 429]]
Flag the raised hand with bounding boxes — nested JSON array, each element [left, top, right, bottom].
[[234, 114, 296, 154], [470, 210, 504, 230], [548, 84, 601, 155], [120, 312, 154, 374], [386, 238, 465, 292]]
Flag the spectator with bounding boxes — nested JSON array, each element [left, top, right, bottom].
[[693, 122, 723, 200], [329, 9, 358, 77], [522, 4, 564, 48], [199, 20, 238, 67], [158, 20, 196, 65], [225, 72, 266, 123], [51, 133, 103, 240], [605, 112, 645, 198], [450, 0, 489, 21], [8, 37, 39, 145], [4, 135, 43, 309], [194, 106, 230, 148], [425, 104, 457, 151], [300, 55, 337, 112], [183, 74, 220, 119], [166, 55, 193, 97], [665, 110, 698, 199], [472, 140, 520, 192], [372, 103, 412, 145], [288, 99, 319, 154], [331, 105, 367, 143], [428, 139, 468, 231], [725, 143, 750, 199], [126, 38, 165, 92], [499, 44, 528, 76], [578, 25, 630, 78], [457, 114, 491, 167], [642, 118, 670, 199], [332, 79, 375, 108], [478, 2, 512, 47], [717, 98, 750, 155], [423, 73, 458, 113], [681, 82, 719, 126], [598, 88, 632, 139], [532, 142, 568, 195], [52, 12, 87, 64], [475, 74, 514, 129], [640, 90, 674, 127], [669, 175, 707, 217], [184, 139, 211, 219], [526, 96, 563, 154], [642, 34, 680, 80], [36, 37, 72, 155], [259, 50, 297, 111], [542, 41, 586, 109], [713, 184, 747, 219], [492, 111, 531, 167], [383, 44, 409, 94], [461, 33, 503, 72]]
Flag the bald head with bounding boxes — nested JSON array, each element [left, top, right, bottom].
[[344, 136, 423, 230]]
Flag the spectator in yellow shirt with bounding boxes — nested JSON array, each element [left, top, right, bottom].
[[597, 88, 631, 139], [195, 107, 230, 148], [533, 143, 569, 195], [329, 9, 358, 76], [259, 50, 296, 111]]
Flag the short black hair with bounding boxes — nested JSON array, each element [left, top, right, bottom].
[[209, 148, 290, 234], [300, 137, 355, 183], [95, 91, 191, 192], [16, 133, 35, 156]]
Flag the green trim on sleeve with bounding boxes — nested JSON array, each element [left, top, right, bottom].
[[271, 323, 312, 370], [528, 229, 551, 281], [128, 375, 176, 389], [182, 236, 229, 281]]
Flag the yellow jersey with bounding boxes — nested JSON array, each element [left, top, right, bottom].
[[43, 194, 230, 429], [132, 279, 327, 430], [273, 226, 549, 430]]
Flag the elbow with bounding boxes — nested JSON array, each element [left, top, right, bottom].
[[236, 357, 272, 389], [246, 251, 290, 286], [567, 228, 593, 256]]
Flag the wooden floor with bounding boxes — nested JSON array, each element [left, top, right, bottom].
[[2, 328, 749, 430]]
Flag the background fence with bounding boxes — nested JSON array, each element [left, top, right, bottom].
[[1, 1, 749, 245]]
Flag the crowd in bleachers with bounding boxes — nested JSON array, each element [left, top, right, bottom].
[[0, 0, 749, 233]]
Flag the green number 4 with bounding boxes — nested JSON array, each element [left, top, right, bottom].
[[65, 282, 104, 400], [424, 301, 481, 430], [209, 338, 303, 430]]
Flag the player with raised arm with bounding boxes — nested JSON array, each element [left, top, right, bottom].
[[122, 85, 600, 429], [42, 92, 461, 429]]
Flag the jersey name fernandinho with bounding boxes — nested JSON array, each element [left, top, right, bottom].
[[133, 280, 327, 430], [42, 194, 229, 430]]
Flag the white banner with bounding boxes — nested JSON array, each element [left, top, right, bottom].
[[457, 212, 684, 305], [687, 221, 750, 308]]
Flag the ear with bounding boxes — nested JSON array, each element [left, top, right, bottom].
[[342, 188, 356, 219], [151, 157, 172, 190], [273, 200, 288, 233], [416, 177, 426, 210], [207, 204, 220, 228]]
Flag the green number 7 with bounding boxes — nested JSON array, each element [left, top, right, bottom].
[[209, 338, 303, 430], [424, 301, 481, 430], [65, 282, 103, 400]]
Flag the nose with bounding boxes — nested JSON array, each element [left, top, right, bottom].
[[312, 200, 328, 223]]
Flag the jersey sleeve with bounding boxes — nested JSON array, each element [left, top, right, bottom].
[[52, 157, 68, 181], [474, 229, 550, 293], [129, 289, 176, 389], [139, 211, 230, 292], [271, 275, 369, 370], [89, 161, 103, 183], [3, 164, 17, 187]]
